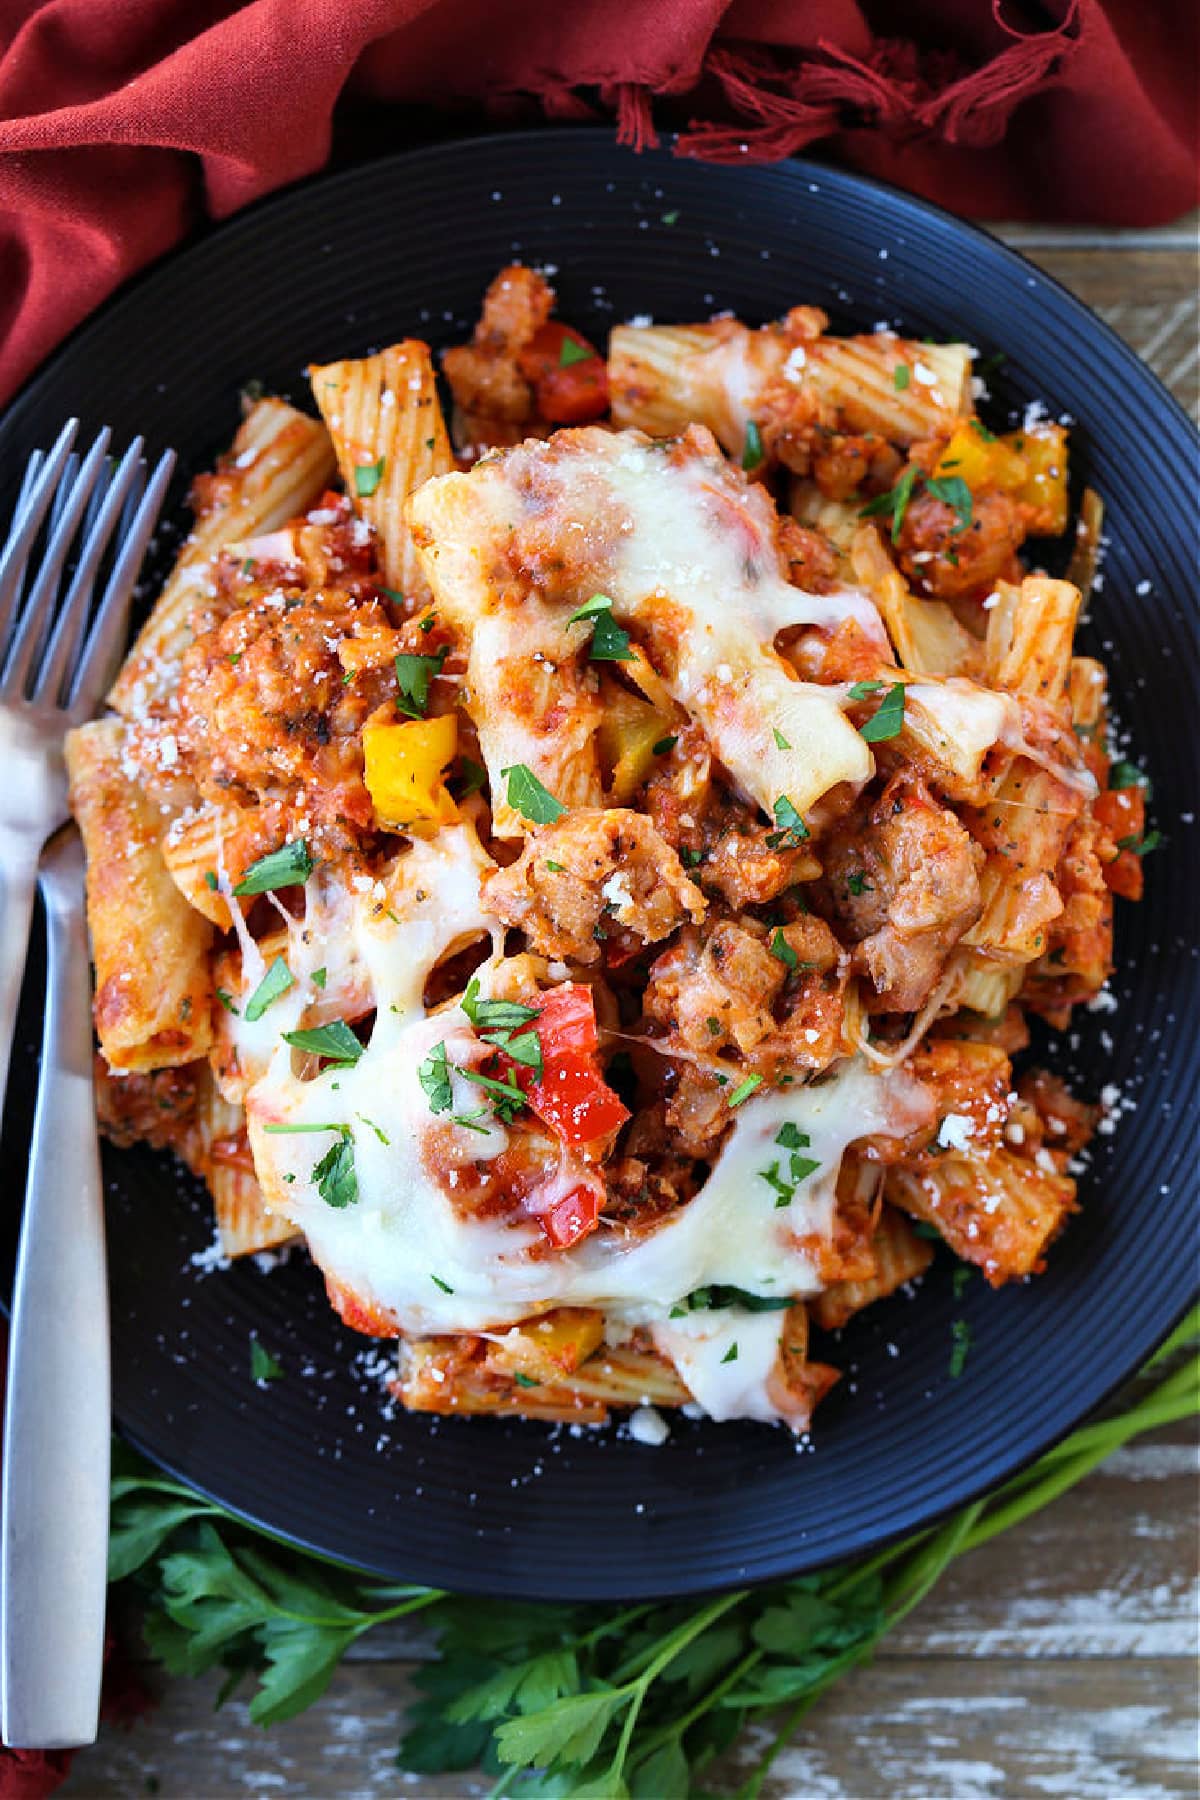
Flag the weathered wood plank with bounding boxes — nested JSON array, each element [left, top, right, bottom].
[[59, 1657, 1199, 1798]]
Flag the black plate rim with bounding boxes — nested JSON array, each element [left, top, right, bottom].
[[2, 127, 1197, 1600]]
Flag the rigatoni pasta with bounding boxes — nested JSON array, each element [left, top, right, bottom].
[[72, 265, 1148, 1435]]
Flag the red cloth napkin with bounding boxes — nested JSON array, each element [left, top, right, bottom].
[[0, 0, 1196, 408]]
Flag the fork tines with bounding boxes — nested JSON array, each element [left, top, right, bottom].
[[0, 422, 175, 718]]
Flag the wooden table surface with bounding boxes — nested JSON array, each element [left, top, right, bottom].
[[63, 217, 1199, 1800]]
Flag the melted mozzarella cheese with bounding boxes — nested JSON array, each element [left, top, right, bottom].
[[650, 1310, 789, 1425], [906, 678, 1097, 798], [412, 428, 887, 819], [249, 1040, 932, 1350]]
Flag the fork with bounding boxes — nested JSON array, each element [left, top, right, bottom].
[[0, 424, 175, 1749]]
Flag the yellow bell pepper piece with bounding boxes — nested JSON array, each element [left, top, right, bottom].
[[1002, 422, 1070, 536], [934, 422, 1027, 493], [363, 711, 459, 831], [488, 1308, 605, 1383], [599, 683, 673, 805]]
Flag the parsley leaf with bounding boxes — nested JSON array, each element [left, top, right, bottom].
[[1109, 760, 1151, 797], [858, 681, 906, 743], [727, 1074, 763, 1108], [461, 980, 540, 1033], [847, 871, 873, 896], [924, 475, 974, 535], [234, 840, 313, 895], [769, 928, 798, 970], [215, 988, 240, 1015], [418, 1041, 453, 1114], [847, 679, 884, 700], [652, 735, 677, 756], [1117, 828, 1162, 857], [859, 464, 919, 544], [773, 727, 791, 750], [681, 1286, 792, 1313], [395, 647, 448, 719], [354, 458, 385, 497], [204, 870, 218, 891], [312, 1132, 357, 1209], [766, 795, 810, 849], [558, 337, 593, 368], [589, 609, 634, 661], [250, 1338, 283, 1383], [721, 1343, 739, 1364], [311, 967, 327, 990], [244, 957, 295, 1023], [568, 593, 632, 661], [742, 420, 764, 472], [502, 764, 565, 825], [431, 1274, 454, 1293], [893, 364, 911, 391], [949, 1317, 972, 1378], [282, 1022, 363, 1065]]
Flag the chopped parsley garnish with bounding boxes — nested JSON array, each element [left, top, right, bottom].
[[378, 586, 406, 605], [558, 337, 593, 368], [457, 756, 487, 797], [766, 795, 810, 849], [262, 1121, 346, 1135], [1109, 760, 1151, 796], [742, 420, 764, 473], [589, 610, 634, 661], [721, 1343, 739, 1364], [681, 1286, 792, 1314], [250, 1339, 283, 1383], [282, 1021, 363, 1065], [430, 1274, 455, 1293], [215, 988, 239, 1015], [418, 1041, 453, 1114], [394, 647, 448, 719], [681, 847, 704, 867], [772, 727, 791, 751], [858, 681, 906, 744], [652, 735, 678, 756], [357, 1114, 390, 1145], [545, 860, 565, 872], [502, 764, 566, 825], [949, 1317, 972, 1378], [450, 1112, 491, 1135], [311, 967, 327, 990], [244, 957, 295, 1023], [513, 1371, 540, 1388], [727, 1074, 763, 1109], [760, 1124, 820, 1207], [847, 679, 884, 700], [1117, 829, 1162, 857], [461, 980, 540, 1033], [913, 1220, 942, 1241], [847, 871, 873, 897], [893, 364, 911, 391], [859, 464, 919, 544], [234, 840, 314, 895], [354, 458, 385, 497], [661, 209, 680, 226], [458, 1067, 528, 1115], [952, 1266, 972, 1300], [706, 1016, 722, 1035], [769, 928, 798, 970], [204, 870, 218, 891], [924, 475, 974, 535], [970, 418, 997, 442], [568, 592, 632, 661], [312, 1132, 357, 1209]]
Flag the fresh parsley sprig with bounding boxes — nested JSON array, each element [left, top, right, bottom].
[[107, 1313, 1199, 1791]]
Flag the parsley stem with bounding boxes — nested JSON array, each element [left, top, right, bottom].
[[609, 1589, 744, 1685]]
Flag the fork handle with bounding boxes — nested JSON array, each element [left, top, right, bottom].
[[2, 827, 109, 1749], [0, 837, 37, 1121]]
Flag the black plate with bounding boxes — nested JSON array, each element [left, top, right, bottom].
[[2, 132, 1197, 1600]]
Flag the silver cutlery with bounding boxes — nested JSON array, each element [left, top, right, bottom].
[[0, 426, 174, 1748]]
